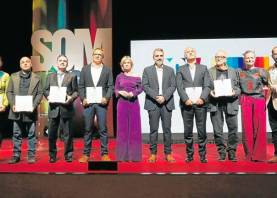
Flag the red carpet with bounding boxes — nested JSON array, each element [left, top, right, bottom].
[[1, 138, 277, 174]]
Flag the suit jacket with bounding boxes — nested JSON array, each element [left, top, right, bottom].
[[176, 63, 211, 107], [78, 64, 114, 105], [142, 65, 176, 111], [7, 71, 43, 122], [267, 65, 277, 110], [44, 71, 78, 118], [208, 66, 240, 115]]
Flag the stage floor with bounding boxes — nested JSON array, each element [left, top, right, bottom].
[[1, 138, 277, 174]]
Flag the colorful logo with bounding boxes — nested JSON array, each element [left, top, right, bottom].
[[227, 56, 269, 70]]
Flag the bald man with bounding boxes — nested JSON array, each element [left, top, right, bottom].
[[208, 50, 240, 162], [176, 47, 211, 163], [7, 56, 43, 164]]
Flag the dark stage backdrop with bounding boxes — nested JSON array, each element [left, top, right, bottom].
[[113, 1, 276, 76], [0, 0, 33, 136], [0, 0, 114, 138]]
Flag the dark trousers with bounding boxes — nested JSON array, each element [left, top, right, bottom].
[[181, 105, 207, 157], [148, 105, 172, 155], [268, 100, 277, 156], [48, 116, 73, 158], [12, 120, 36, 158], [210, 105, 238, 155], [83, 104, 108, 156], [0, 110, 9, 147]]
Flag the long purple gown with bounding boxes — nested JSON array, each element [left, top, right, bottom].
[[115, 73, 143, 161]]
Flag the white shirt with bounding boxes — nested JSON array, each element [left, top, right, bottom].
[[189, 64, 196, 81], [155, 65, 163, 95], [269, 66, 277, 82], [91, 64, 103, 86]]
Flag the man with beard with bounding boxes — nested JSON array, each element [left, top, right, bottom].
[[44, 55, 78, 163], [142, 48, 176, 163], [267, 46, 277, 163]]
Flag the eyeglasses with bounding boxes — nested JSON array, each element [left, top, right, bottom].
[[215, 56, 226, 59], [185, 50, 195, 53]]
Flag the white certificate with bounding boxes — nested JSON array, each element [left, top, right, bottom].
[[86, 87, 102, 104], [214, 79, 232, 97], [49, 86, 67, 103], [185, 87, 202, 104], [15, 95, 33, 112]]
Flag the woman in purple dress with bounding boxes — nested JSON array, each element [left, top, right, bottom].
[[115, 56, 143, 161]]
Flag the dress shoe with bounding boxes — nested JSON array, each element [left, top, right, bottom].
[[228, 151, 237, 162], [185, 156, 193, 162], [148, 154, 157, 163], [218, 153, 226, 161], [165, 154, 175, 162], [27, 157, 36, 164], [200, 156, 208, 163], [8, 156, 20, 164], [251, 159, 263, 162], [49, 157, 57, 163], [101, 154, 111, 161], [268, 156, 277, 163], [79, 155, 89, 163], [65, 157, 73, 163]]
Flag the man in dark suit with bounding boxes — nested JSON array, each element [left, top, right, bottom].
[[208, 50, 240, 162], [176, 47, 211, 163], [142, 48, 176, 163], [268, 46, 277, 163], [44, 55, 78, 163], [78, 48, 113, 163], [7, 56, 43, 164]]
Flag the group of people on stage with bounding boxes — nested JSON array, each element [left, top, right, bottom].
[[1, 46, 277, 164]]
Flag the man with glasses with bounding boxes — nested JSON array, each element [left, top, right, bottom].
[[78, 48, 114, 163], [208, 50, 240, 162], [44, 55, 78, 163]]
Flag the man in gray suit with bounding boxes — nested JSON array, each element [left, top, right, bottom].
[[7, 56, 43, 164], [176, 47, 211, 163], [78, 48, 114, 163], [44, 55, 78, 163], [142, 48, 176, 163], [208, 50, 240, 162]]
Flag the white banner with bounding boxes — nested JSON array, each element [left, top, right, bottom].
[[131, 37, 277, 133]]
